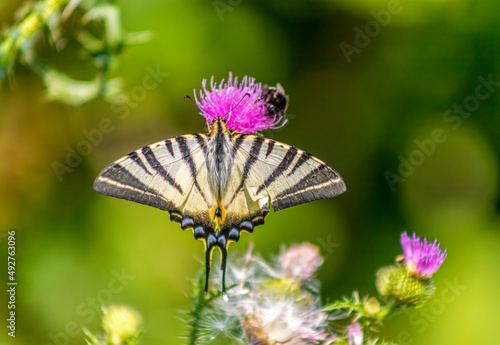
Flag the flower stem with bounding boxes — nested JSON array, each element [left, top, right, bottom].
[[188, 273, 206, 345], [187, 273, 225, 345]]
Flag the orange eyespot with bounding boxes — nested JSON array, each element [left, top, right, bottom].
[[210, 204, 226, 230]]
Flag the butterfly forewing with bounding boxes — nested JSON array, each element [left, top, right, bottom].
[[93, 135, 205, 211], [233, 134, 346, 211]]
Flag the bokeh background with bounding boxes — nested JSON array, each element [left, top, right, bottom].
[[1, 0, 500, 344]]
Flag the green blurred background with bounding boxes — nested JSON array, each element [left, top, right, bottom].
[[1, 0, 500, 344]]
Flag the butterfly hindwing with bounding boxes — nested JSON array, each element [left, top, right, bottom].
[[218, 148, 270, 240]]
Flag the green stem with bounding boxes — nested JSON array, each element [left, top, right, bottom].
[[188, 273, 207, 345], [188, 274, 228, 345], [376, 299, 399, 321]]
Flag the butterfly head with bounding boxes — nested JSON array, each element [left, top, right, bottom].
[[210, 116, 229, 134]]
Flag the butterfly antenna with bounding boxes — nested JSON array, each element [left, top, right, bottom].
[[185, 95, 207, 112], [185, 94, 211, 130], [186, 94, 212, 129], [225, 92, 251, 124]]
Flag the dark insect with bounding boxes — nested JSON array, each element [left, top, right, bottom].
[[261, 83, 289, 119]]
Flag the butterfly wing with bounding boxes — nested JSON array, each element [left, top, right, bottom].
[[222, 133, 346, 215], [211, 134, 345, 285], [93, 134, 215, 214], [94, 133, 229, 293]]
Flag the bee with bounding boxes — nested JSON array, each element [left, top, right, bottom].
[[261, 83, 289, 119]]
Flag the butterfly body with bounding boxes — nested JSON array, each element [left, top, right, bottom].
[[94, 116, 345, 292], [205, 119, 234, 201]]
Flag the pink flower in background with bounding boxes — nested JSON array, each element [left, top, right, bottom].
[[400, 232, 447, 279], [280, 243, 323, 282], [346, 322, 363, 345]]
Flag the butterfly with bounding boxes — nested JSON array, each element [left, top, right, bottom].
[[93, 83, 346, 293]]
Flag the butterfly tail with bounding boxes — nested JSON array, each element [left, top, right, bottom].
[[204, 244, 214, 293], [220, 245, 228, 294], [204, 242, 228, 294]]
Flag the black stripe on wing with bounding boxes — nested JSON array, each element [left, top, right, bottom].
[[287, 151, 311, 176], [164, 139, 175, 157], [256, 146, 298, 195], [193, 133, 209, 157], [243, 136, 265, 178], [93, 164, 175, 211], [272, 163, 346, 211], [127, 151, 151, 175], [230, 134, 246, 160], [176, 135, 211, 208], [176, 136, 198, 178], [265, 140, 275, 158], [229, 136, 265, 203], [141, 146, 183, 194]]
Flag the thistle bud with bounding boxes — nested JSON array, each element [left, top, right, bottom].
[[363, 297, 381, 317], [376, 265, 435, 308]]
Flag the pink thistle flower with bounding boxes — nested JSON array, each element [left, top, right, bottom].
[[346, 322, 363, 345], [280, 243, 323, 282], [400, 232, 447, 279], [194, 73, 287, 133]]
